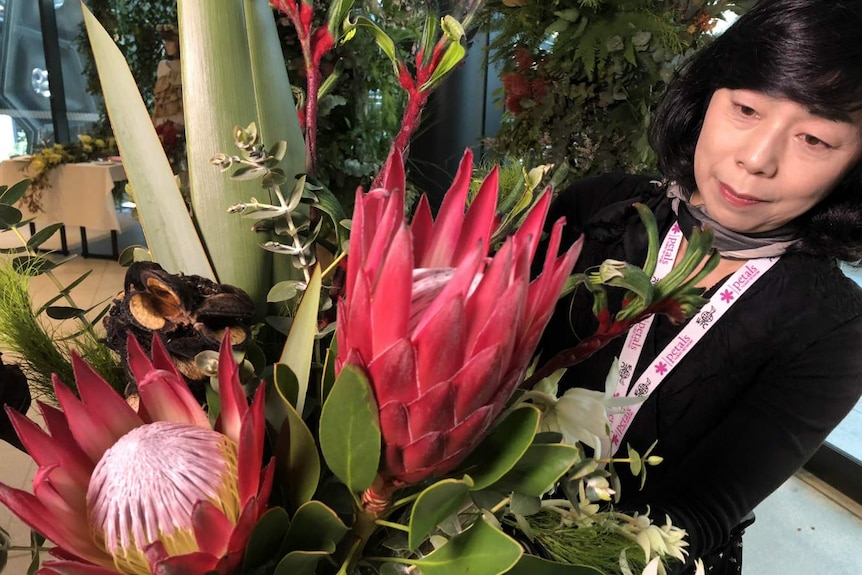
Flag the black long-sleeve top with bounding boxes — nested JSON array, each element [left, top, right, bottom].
[[539, 173, 862, 571]]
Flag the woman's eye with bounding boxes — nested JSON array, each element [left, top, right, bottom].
[[802, 134, 832, 148], [735, 104, 757, 117]]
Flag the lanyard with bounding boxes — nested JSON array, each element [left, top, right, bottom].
[[607, 222, 779, 455]]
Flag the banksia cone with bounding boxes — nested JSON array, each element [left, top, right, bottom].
[[337, 148, 581, 509]]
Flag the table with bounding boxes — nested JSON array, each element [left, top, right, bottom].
[[0, 158, 128, 258]]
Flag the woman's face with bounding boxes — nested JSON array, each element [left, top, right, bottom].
[[692, 88, 862, 233]]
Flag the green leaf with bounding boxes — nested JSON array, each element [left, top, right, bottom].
[[82, 4, 214, 279], [45, 306, 84, 320], [12, 256, 56, 276], [26, 223, 64, 250], [459, 405, 540, 491], [117, 245, 152, 266], [0, 179, 30, 206], [274, 397, 321, 511], [274, 549, 335, 575], [420, 41, 467, 92], [319, 365, 380, 493], [0, 204, 23, 228], [349, 16, 401, 76], [267, 280, 300, 303], [319, 336, 338, 405], [280, 265, 321, 416], [274, 363, 300, 410], [243, 507, 291, 570], [408, 477, 474, 551], [505, 554, 604, 575], [34, 270, 93, 315], [411, 519, 522, 575], [495, 444, 580, 498], [310, 185, 350, 250], [280, 500, 348, 556], [509, 492, 541, 516]]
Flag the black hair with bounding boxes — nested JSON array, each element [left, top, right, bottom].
[[649, 0, 862, 261]]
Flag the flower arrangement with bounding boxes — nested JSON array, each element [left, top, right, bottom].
[[0, 1, 720, 574], [23, 134, 119, 212]]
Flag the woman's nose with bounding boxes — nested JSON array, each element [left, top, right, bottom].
[[734, 126, 781, 177]]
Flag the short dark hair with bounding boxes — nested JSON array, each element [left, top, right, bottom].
[[649, 0, 862, 261]]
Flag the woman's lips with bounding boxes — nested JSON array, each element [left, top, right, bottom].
[[719, 183, 764, 207]]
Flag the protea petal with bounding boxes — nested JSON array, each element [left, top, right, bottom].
[[418, 149, 474, 268], [345, 269, 373, 366], [52, 376, 116, 464], [216, 330, 247, 445], [379, 401, 410, 447], [236, 384, 266, 502], [149, 333, 186, 381], [368, 339, 417, 407], [144, 541, 219, 575], [371, 225, 413, 356], [401, 432, 445, 474], [411, 194, 434, 263], [412, 296, 466, 393], [6, 407, 92, 489], [379, 146, 406, 194], [36, 561, 121, 575], [191, 500, 233, 558], [452, 345, 503, 422], [136, 368, 210, 430], [365, 188, 405, 280], [0, 484, 107, 568], [71, 353, 143, 439], [406, 380, 455, 439], [452, 165, 499, 267], [126, 332, 156, 383]]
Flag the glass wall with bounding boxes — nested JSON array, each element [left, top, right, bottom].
[[0, 0, 101, 160]]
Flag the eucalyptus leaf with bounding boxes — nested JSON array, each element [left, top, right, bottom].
[[267, 280, 300, 303], [0, 205, 23, 228], [12, 256, 56, 276], [25, 223, 64, 250], [318, 365, 380, 493], [459, 405, 540, 491], [0, 179, 30, 206], [45, 306, 84, 320], [408, 477, 473, 551], [410, 519, 522, 575], [509, 492, 542, 517], [495, 444, 580, 498]]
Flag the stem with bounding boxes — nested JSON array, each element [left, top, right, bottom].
[[322, 251, 346, 280], [282, 206, 312, 286], [374, 519, 410, 532], [344, 507, 380, 573], [490, 496, 511, 514]]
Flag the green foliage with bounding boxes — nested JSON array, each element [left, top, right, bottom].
[[0, 182, 125, 399], [74, 0, 178, 129], [480, 0, 753, 186]]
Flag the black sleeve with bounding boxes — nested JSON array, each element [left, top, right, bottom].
[[625, 315, 862, 565], [547, 172, 660, 248]]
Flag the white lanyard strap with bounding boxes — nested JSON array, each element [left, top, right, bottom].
[[607, 222, 779, 455]]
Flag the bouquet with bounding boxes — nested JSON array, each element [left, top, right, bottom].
[[0, 2, 718, 574]]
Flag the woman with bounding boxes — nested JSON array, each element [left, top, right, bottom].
[[540, 1, 862, 573]]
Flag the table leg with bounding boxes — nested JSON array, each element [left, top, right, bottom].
[[80, 227, 89, 258]]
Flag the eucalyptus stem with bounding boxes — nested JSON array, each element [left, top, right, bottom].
[[10, 225, 98, 340], [374, 519, 409, 532]]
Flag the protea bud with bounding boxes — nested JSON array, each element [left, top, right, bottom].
[[337, 148, 581, 509]]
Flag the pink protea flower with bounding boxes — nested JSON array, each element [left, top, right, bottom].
[[338, 148, 582, 511], [0, 332, 273, 575]]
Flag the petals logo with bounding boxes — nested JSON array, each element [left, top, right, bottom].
[[654, 362, 668, 375], [618, 361, 632, 382], [663, 334, 693, 367], [627, 321, 648, 350], [658, 234, 679, 265], [730, 264, 761, 294], [696, 305, 717, 329], [720, 289, 734, 303]]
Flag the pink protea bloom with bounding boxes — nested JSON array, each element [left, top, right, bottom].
[[338, 148, 582, 510], [0, 332, 273, 575]]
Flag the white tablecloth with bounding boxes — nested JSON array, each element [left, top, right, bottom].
[[0, 159, 127, 231]]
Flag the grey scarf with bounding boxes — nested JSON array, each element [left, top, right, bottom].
[[665, 183, 799, 260]]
